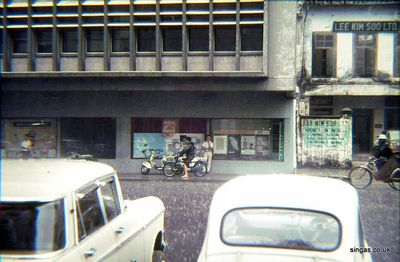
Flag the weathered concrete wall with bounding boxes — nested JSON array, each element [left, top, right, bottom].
[[60, 57, 78, 71], [214, 56, 236, 71], [303, 5, 398, 80], [136, 57, 157, 71], [333, 96, 385, 140], [267, 1, 297, 92], [299, 116, 352, 168], [111, 57, 130, 71], [35, 57, 52, 72], [11, 58, 28, 72], [188, 56, 209, 71], [85, 57, 103, 71], [240, 56, 263, 71], [162, 56, 182, 71]]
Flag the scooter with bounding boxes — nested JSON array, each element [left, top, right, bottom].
[[141, 150, 174, 175], [162, 155, 208, 177]]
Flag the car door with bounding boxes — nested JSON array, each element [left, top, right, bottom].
[[75, 183, 119, 261], [99, 176, 145, 262]]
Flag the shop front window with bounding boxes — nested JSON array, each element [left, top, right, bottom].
[[60, 118, 116, 159], [1, 119, 57, 158], [211, 119, 284, 161], [132, 118, 207, 159]]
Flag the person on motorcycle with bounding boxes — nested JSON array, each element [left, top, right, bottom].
[[179, 136, 195, 178]]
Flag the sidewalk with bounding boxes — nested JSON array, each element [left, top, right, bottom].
[[118, 166, 353, 182]]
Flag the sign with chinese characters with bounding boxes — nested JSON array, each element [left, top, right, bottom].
[[333, 21, 400, 32]]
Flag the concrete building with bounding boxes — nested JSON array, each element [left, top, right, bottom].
[[1, 0, 298, 174], [297, 0, 400, 160]]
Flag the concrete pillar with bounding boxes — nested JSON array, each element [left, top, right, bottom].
[[115, 117, 132, 173]]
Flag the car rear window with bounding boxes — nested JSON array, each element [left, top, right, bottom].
[[221, 208, 341, 251], [0, 199, 66, 254]]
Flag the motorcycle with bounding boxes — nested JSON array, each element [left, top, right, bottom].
[[162, 154, 208, 177], [141, 150, 174, 175]]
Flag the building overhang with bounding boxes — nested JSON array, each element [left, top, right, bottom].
[[304, 84, 400, 96], [0, 71, 267, 79]]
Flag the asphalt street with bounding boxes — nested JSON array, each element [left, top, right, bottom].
[[120, 169, 399, 262]]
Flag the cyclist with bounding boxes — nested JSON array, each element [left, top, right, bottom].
[[179, 136, 195, 179], [373, 134, 399, 181]]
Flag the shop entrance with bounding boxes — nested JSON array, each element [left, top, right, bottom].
[[353, 109, 373, 153]]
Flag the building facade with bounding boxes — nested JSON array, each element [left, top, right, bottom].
[[1, 0, 298, 174], [298, 0, 400, 160]]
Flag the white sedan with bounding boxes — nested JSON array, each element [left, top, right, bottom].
[[198, 175, 373, 262], [0, 159, 166, 262]]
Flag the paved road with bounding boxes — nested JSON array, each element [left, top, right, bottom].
[[120, 171, 399, 262]]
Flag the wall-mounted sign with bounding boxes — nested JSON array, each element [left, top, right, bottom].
[[333, 21, 399, 32]]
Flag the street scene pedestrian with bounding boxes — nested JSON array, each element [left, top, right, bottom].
[[202, 135, 213, 173], [20, 134, 33, 158]]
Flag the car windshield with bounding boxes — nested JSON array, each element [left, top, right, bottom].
[[222, 208, 341, 251], [0, 199, 66, 254]]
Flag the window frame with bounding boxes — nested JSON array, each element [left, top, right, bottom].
[[11, 29, 28, 54], [136, 27, 156, 53], [220, 207, 343, 252], [75, 175, 122, 242], [240, 25, 263, 52], [111, 28, 130, 53], [353, 33, 377, 78], [394, 32, 400, 77], [214, 25, 236, 52], [86, 28, 104, 53], [162, 26, 182, 53], [188, 26, 209, 53], [61, 29, 78, 54], [312, 32, 337, 78], [36, 29, 53, 54]]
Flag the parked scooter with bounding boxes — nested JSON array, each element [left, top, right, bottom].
[[141, 150, 174, 175]]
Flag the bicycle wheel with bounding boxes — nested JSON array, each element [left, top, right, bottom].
[[388, 169, 400, 191], [348, 166, 372, 189], [192, 162, 207, 177], [162, 163, 175, 177]]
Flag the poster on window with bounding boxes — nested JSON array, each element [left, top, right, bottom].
[[241, 136, 256, 155], [228, 135, 241, 157], [133, 133, 166, 158], [213, 135, 228, 155], [255, 135, 270, 158]]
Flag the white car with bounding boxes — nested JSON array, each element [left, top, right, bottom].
[[198, 175, 373, 262], [0, 159, 166, 262]]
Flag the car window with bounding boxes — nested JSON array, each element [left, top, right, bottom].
[[99, 178, 121, 222], [76, 188, 106, 241], [0, 199, 66, 254], [221, 208, 341, 251]]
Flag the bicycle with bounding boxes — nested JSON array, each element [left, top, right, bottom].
[[348, 157, 400, 191], [162, 155, 207, 178]]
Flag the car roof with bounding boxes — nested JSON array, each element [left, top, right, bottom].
[[210, 174, 359, 219], [1, 159, 116, 201]]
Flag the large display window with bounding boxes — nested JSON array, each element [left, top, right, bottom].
[[60, 118, 116, 159], [1, 118, 57, 158], [132, 118, 207, 158], [211, 119, 284, 161]]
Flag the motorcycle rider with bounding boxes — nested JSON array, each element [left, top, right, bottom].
[[179, 136, 195, 178]]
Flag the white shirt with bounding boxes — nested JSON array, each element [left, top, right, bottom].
[[202, 141, 214, 152]]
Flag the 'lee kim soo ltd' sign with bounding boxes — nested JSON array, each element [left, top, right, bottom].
[[333, 21, 400, 32]]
